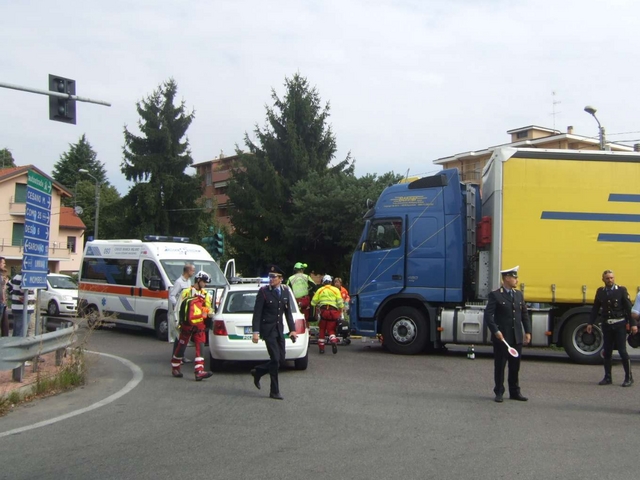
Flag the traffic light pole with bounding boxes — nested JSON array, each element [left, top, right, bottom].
[[0, 81, 111, 107]]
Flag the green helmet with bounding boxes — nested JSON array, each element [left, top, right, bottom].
[[294, 262, 308, 270]]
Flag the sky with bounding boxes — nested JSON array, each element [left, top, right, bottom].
[[2, 0, 639, 195]]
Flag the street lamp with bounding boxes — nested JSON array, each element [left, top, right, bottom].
[[79, 169, 101, 239], [584, 105, 606, 150]]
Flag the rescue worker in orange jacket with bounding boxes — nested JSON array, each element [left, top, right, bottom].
[[311, 275, 344, 354], [171, 271, 214, 381], [287, 262, 316, 324]]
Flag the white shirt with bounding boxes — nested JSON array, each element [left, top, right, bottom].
[[169, 275, 192, 307]]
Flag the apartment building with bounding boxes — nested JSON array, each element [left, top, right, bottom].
[[192, 152, 241, 228], [0, 165, 86, 276]]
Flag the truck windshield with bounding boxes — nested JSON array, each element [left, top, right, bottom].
[[160, 260, 227, 286]]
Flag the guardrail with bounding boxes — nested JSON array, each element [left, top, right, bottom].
[[0, 325, 78, 380]]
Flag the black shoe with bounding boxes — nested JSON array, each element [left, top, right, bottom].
[[510, 393, 528, 401], [598, 377, 612, 386], [195, 371, 213, 382], [622, 378, 634, 387], [494, 394, 503, 403], [269, 392, 284, 400], [332, 343, 338, 354], [250, 369, 261, 390], [181, 358, 192, 364]]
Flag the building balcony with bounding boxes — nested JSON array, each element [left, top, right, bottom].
[[461, 171, 482, 182]]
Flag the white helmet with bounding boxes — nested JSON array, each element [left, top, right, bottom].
[[322, 274, 332, 284], [194, 271, 211, 283]]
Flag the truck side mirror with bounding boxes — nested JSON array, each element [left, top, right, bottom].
[[149, 276, 163, 291]]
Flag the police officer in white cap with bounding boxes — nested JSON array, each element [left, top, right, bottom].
[[484, 266, 531, 403]]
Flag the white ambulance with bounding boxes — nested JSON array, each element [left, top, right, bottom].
[[78, 238, 231, 340]]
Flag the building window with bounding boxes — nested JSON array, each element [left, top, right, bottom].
[[205, 198, 213, 210], [67, 236, 76, 253], [12, 223, 24, 246], [516, 131, 528, 139], [205, 170, 212, 186], [14, 183, 27, 203]]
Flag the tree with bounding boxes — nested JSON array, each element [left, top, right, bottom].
[[227, 73, 352, 275], [288, 170, 403, 279], [0, 148, 16, 168], [120, 79, 202, 239], [51, 135, 120, 240]]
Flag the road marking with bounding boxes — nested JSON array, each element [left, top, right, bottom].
[[0, 351, 143, 438]]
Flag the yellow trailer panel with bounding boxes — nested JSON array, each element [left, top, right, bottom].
[[500, 153, 640, 303]]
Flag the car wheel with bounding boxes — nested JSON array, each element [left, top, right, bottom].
[[47, 300, 60, 317], [382, 306, 428, 355], [209, 351, 224, 372], [155, 313, 169, 341], [294, 351, 309, 370]]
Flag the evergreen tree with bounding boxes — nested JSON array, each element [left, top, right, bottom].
[[228, 73, 351, 275], [0, 148, 16, 168], [51, 135, 120, 240], [120, 79, 201, 239]]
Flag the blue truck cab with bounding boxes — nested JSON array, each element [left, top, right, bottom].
[[349, 169, 480, 354]]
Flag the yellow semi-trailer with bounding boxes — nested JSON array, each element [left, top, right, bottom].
[[349, 147, 640, 363]]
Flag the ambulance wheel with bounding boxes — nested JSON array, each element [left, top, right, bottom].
[[155, 313, 169, 341], [85, 306, 101, 330], [382, 306, 428, 355]]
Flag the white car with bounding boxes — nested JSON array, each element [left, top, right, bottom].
[[208, 282, 309, 371], [40, 274, 78, 316]]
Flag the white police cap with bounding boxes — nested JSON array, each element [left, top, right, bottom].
[[499, 265, 519, 276]]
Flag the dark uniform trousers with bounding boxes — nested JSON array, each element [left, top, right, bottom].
[[252, 285, 295, 395], [484, 288, 531, 397]]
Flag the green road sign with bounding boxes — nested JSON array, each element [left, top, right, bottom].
[[27, 170, 52, 195]]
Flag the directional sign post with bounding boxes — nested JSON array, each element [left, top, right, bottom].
[[22, 170, 52, 289]]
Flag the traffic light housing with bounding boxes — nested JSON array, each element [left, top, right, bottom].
[[201, 236, 215, 256], [213, 233, 224, 259], [49, 74, 76, 124]]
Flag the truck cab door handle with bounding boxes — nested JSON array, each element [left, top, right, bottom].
[[392, 275, 402, 280]]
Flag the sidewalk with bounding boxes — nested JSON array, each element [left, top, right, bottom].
[[0, 351, 69, 401]]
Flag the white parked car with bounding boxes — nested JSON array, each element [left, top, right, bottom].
[[208, 281, 309, 371], [40, 274, 78, 316]]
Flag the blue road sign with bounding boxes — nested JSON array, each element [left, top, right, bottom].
[[22, 170, 52, 289]]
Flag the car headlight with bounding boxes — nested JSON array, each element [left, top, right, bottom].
[[62, 295, 74, 302]]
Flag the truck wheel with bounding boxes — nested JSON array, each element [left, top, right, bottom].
[[382, 306, 428, 355], [562, 314, 603, 365], [155, 313, 169, 341]]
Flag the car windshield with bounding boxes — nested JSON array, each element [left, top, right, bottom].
[[224, 291, 258, 314], [160, 260, 227, 287], [48, 275, 77, 289]]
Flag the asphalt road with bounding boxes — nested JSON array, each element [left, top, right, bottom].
[[1, 327, 639, 480]]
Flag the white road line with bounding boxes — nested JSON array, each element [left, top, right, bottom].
[[0, 350, 143, 438]]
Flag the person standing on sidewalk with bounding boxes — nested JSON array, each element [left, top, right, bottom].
[[586, 270, 636, 387], [0, 257, 8, 337], [9, 273, 35, 337]]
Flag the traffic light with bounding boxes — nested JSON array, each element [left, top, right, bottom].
[[49, 74, 76, 124], [213, 232, 224, 258], [201, 236, 215, 256]]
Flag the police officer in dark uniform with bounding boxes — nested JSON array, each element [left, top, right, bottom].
[[251, 265, 298, 400], [586, 270, 637, 387], [484, 266, 532, 403]]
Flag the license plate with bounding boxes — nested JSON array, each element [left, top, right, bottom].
[[244, 326, 252, 334]]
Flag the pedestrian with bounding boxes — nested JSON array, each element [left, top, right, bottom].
[[586, 270, 636, 387], [483, 266, 531, 403], [311, 275, 344, 354], [332, 277, 350, 314], [286, 262, 316, 324], [0, 257, 9, 337], [9, 273, 36, 337], [632, 290, 640, 341], [170, 270, 214, 381], [251, 265, 298, 400], [168, 263, 195, 362]]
